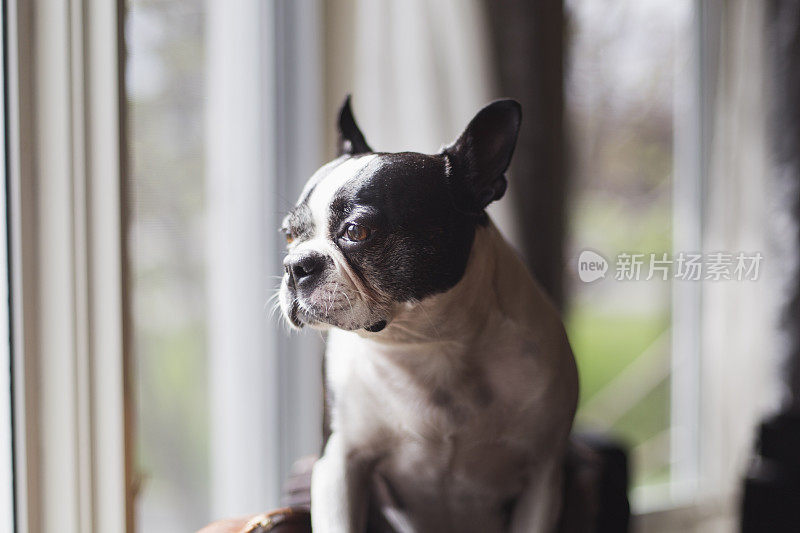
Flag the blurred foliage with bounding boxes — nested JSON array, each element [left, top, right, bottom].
[[568, 308, 668, 409], [567, 307, 671, 487], [566, 0, 688, 492], [127, 0, 209, 530]]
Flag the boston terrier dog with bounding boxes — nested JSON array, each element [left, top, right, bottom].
[[279, 97, 579, 533]]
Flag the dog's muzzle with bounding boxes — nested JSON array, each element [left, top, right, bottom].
[[280, 251, 388, 332], [284, 251, 327, 293]]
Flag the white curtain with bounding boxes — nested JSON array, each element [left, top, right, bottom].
[[206, 0, 325, 518], [324, 0, 521, 244], [700, 0, 781, 502]]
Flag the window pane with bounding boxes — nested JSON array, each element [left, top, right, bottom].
[[566, 0, 691, 498], [126, 1, 209, 530]]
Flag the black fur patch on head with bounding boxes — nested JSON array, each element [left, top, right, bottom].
[[338, 95, 373, 156], [282, 98, 522, 318], [327, 152, 481, 302], [443, 99, 521, 213]]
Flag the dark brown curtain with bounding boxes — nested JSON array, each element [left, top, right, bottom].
[[483, 0, 568, 310]]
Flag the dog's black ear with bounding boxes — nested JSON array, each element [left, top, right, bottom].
[[337, 95, 372, 156], [442, 99, 521, 212]]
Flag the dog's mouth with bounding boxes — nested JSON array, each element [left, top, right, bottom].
[[287, 300, 305, 329], [287, 300, 331, 329], [287, 299, 387, 333]]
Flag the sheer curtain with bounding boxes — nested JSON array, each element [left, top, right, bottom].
[[700, 0, 779, 506], [205, 0, 325, 520], [324, 0, 521, 245]]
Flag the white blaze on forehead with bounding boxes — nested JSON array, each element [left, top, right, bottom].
[[296, 156, 343, 204], [307, 155, 378, 240]]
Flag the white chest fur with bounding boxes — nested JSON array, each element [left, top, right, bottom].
[[320, 223, 578, 533]]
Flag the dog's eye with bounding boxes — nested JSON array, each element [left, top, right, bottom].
[[344, 223, 370, 242]]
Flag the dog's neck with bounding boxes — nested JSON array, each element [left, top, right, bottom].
[[358, 220, 522, 348]]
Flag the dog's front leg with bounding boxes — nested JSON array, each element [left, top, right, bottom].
[[311, 433, 370, 533], [509, 458, 564, 533]]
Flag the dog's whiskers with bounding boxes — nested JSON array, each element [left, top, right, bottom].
[[326, 283, 337, 316], [328, 281, 343, 318], [264, 291, 283, 320], [268, 299, 282, 321], [341, 289, 354, 316]]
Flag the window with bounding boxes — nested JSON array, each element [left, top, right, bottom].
[[565, 0, 696, 508], [3, 1, 780, 531], [127, 3, 209, 528], [127, 1, 324, 530], [566, 1, 779, 522]]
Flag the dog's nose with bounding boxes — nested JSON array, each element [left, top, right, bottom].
[[284, 252, 327, 289]]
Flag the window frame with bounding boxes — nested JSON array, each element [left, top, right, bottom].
[[1, 1, 15, 530], [634, 0, 777, 523], [6, 0, 131, 531]]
